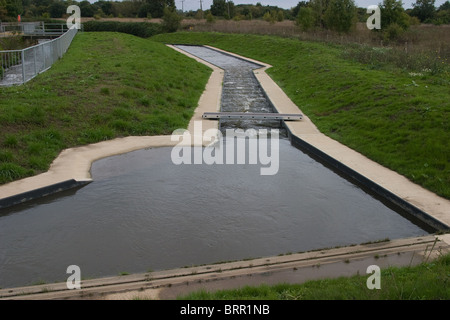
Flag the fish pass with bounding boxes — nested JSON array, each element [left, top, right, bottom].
[[171, 120, 280, 176]]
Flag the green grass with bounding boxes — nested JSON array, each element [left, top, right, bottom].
[[152, 32, 450, 199], [0, 32, 211, 184], [179, 252, 450, 300]]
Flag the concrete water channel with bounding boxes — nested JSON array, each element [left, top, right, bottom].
[[0, 45, 449, 299]]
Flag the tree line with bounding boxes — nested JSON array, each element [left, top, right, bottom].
[[1, 0, 449, 30], [0, 1, 176, 20]]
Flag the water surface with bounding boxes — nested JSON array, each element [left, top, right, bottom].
[[0, 139, 427, 288]]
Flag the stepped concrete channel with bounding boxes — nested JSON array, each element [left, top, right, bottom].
[[0, 45, 449, 300], [173, 45, 281, 132]]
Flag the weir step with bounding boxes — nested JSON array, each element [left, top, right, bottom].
[[202, 112, 303, 121]]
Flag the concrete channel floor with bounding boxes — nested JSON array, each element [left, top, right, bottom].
[[0, 45, 449, 299]]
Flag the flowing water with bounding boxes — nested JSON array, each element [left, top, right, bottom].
[[0, 46, 429, 288]]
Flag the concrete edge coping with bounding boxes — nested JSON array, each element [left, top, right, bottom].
[[1, 234, 449, 299], [201, 44, 450, 230]]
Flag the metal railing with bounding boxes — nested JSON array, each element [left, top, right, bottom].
[[0, 26, 78, 86], [0, 22, 44, 35]]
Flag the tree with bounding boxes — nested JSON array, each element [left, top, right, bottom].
[[296, 6, 314, 30], [324, 0, 357, 33], [292, 1, 309, 18], [161, 7, 181, 32], [435, 1, 450, 23], [0, 0, 8, 19], [49, 1, 67, 18], [310, 0, 331, 28], [379, 0, 410, 29], [138, 3, 152, 18], [79, 1, 95, 17], [95, 1, 114, 16], [211, 0, 227, 17], [141, 0, 175, 18], [439, 1, 450, 10], [276, 10, 284, 21], [411, 0, 436, 22], [5, 0, 23, 17], [263, 11, 275, 23]]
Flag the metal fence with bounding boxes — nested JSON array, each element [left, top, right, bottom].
[[0, 22, 75, 37], [0, 22, 44, 35], [0, 26, 78, 86]]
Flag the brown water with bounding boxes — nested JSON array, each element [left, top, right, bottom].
[[0, 138, 428, 288]]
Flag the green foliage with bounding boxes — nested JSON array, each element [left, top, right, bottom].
[[83, 21, 163, 38], [4, 0, 23, 17], [210, 0, 235, 19], [310, 0, 331, 28], [378, 0, 410, 40], [305, 0, 357, 32], [48, 1, 66, 18], [411, 0, 436, 22], [383, 22, 404, 41], [206, 12, 216, 23], [276, 10, 284, 22], [296, 7, 315, 31], [161, 7, 182, 33], [323, 0, 357, 33], [263, 11, 275, 23], [380, 0, 410, 30], [0, 163, 29, 183]]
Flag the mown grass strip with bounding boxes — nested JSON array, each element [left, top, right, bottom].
[[152, 32, 450, 199], [0, 32, 211, 184]]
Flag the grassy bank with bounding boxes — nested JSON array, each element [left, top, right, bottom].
[[0, 32, 211, 184], [152, 32, 450, 199], [179, 252, 450, 300]]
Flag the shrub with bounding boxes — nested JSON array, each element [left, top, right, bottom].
[[83, 21, 163, 38], [206, 12, 216, 23], [383, 22, 405, 41], [324, 0, 357, 33], [161, 8, 182, 33], [296, 7, 315, 31], [263, 11, 275, 24]]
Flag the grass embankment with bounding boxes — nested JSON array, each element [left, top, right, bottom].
[[152, 32, 450, 199], [179, 253, 450, 300], [0, 32, 211, 184]]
